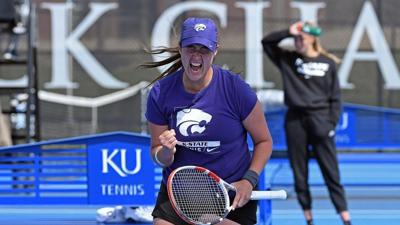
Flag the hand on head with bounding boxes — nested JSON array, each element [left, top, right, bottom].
[[290, 21, 322, 37], [289, 21, 303, 36]]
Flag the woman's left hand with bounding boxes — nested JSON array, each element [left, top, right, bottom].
[[231, 179, 253, 209], [289, 21, 303, 36]]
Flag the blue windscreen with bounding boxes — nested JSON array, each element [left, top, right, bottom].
[[261, 103, 400, 151]]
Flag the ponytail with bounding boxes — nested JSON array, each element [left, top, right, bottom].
[[313, 39, 341, 64], [139, 47, 182, 86]]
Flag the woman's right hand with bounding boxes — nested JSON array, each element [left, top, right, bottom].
[[289, 21, 303, 36], [159, 129, 178, 153]]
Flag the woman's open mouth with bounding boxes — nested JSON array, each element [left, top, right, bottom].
[[190, 62, 202, 73]]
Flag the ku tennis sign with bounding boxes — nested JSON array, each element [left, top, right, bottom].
[[87, 132, 158, 205]]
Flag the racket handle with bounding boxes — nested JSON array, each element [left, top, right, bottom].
[[251, 190, 287, 200]]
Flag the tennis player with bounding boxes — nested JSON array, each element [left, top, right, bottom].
[[143, 17, 273, 225], [262, 21, 352, 225]]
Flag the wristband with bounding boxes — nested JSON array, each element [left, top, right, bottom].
[[242, 170, 259, 188]]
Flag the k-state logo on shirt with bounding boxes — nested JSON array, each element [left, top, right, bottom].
[[295, 58, 330, 79], [175, 108, 220, 154], [176, 108, 211, 136]]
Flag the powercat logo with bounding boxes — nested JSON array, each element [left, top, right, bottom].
[[176, 108, 220, 153], [194, 23, 207, 31], [177, 108, 211, 136]]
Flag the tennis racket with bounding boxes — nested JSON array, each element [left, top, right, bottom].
[[167, 165, 287, 225]]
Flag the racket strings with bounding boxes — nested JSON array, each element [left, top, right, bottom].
[[171, 169, 228, 224]]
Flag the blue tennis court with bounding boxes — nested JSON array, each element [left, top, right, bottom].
[[0, 205, 102, 225], [267, 154, 400, 225], [0, 153, 399, 225], [1, 102, 400, 225]]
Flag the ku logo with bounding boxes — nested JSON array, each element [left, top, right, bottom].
[[101, 148, 142, 177], [176, 109, 212, 136], [194, 23, 207, 31]]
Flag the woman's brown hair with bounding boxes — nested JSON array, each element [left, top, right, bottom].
[[139, 46, 182, 86]]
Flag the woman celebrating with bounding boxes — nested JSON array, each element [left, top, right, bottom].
[[144, 17, 273, 225], [262, 21, 352, 225]]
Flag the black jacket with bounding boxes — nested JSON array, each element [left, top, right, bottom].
[[0, 0, 15, 21], [262, 30, 342, 125]]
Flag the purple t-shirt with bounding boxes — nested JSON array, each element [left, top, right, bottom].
[[146, 65, 257, 184]]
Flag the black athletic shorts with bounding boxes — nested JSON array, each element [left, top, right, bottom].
[[152, 182, 258, 225]]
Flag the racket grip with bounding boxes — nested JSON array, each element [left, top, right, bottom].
[[251, 190, 287, 200]]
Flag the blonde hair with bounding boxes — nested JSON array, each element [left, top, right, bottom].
[[313, 39, 341, 64], [302, 21, 341, 64]]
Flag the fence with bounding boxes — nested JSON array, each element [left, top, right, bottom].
[[0, 132, 158, 205], [265, 103, 400, 152]]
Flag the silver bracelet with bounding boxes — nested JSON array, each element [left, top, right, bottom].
[[154, 148, 175, 167], [154, 149, 167, 167]]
